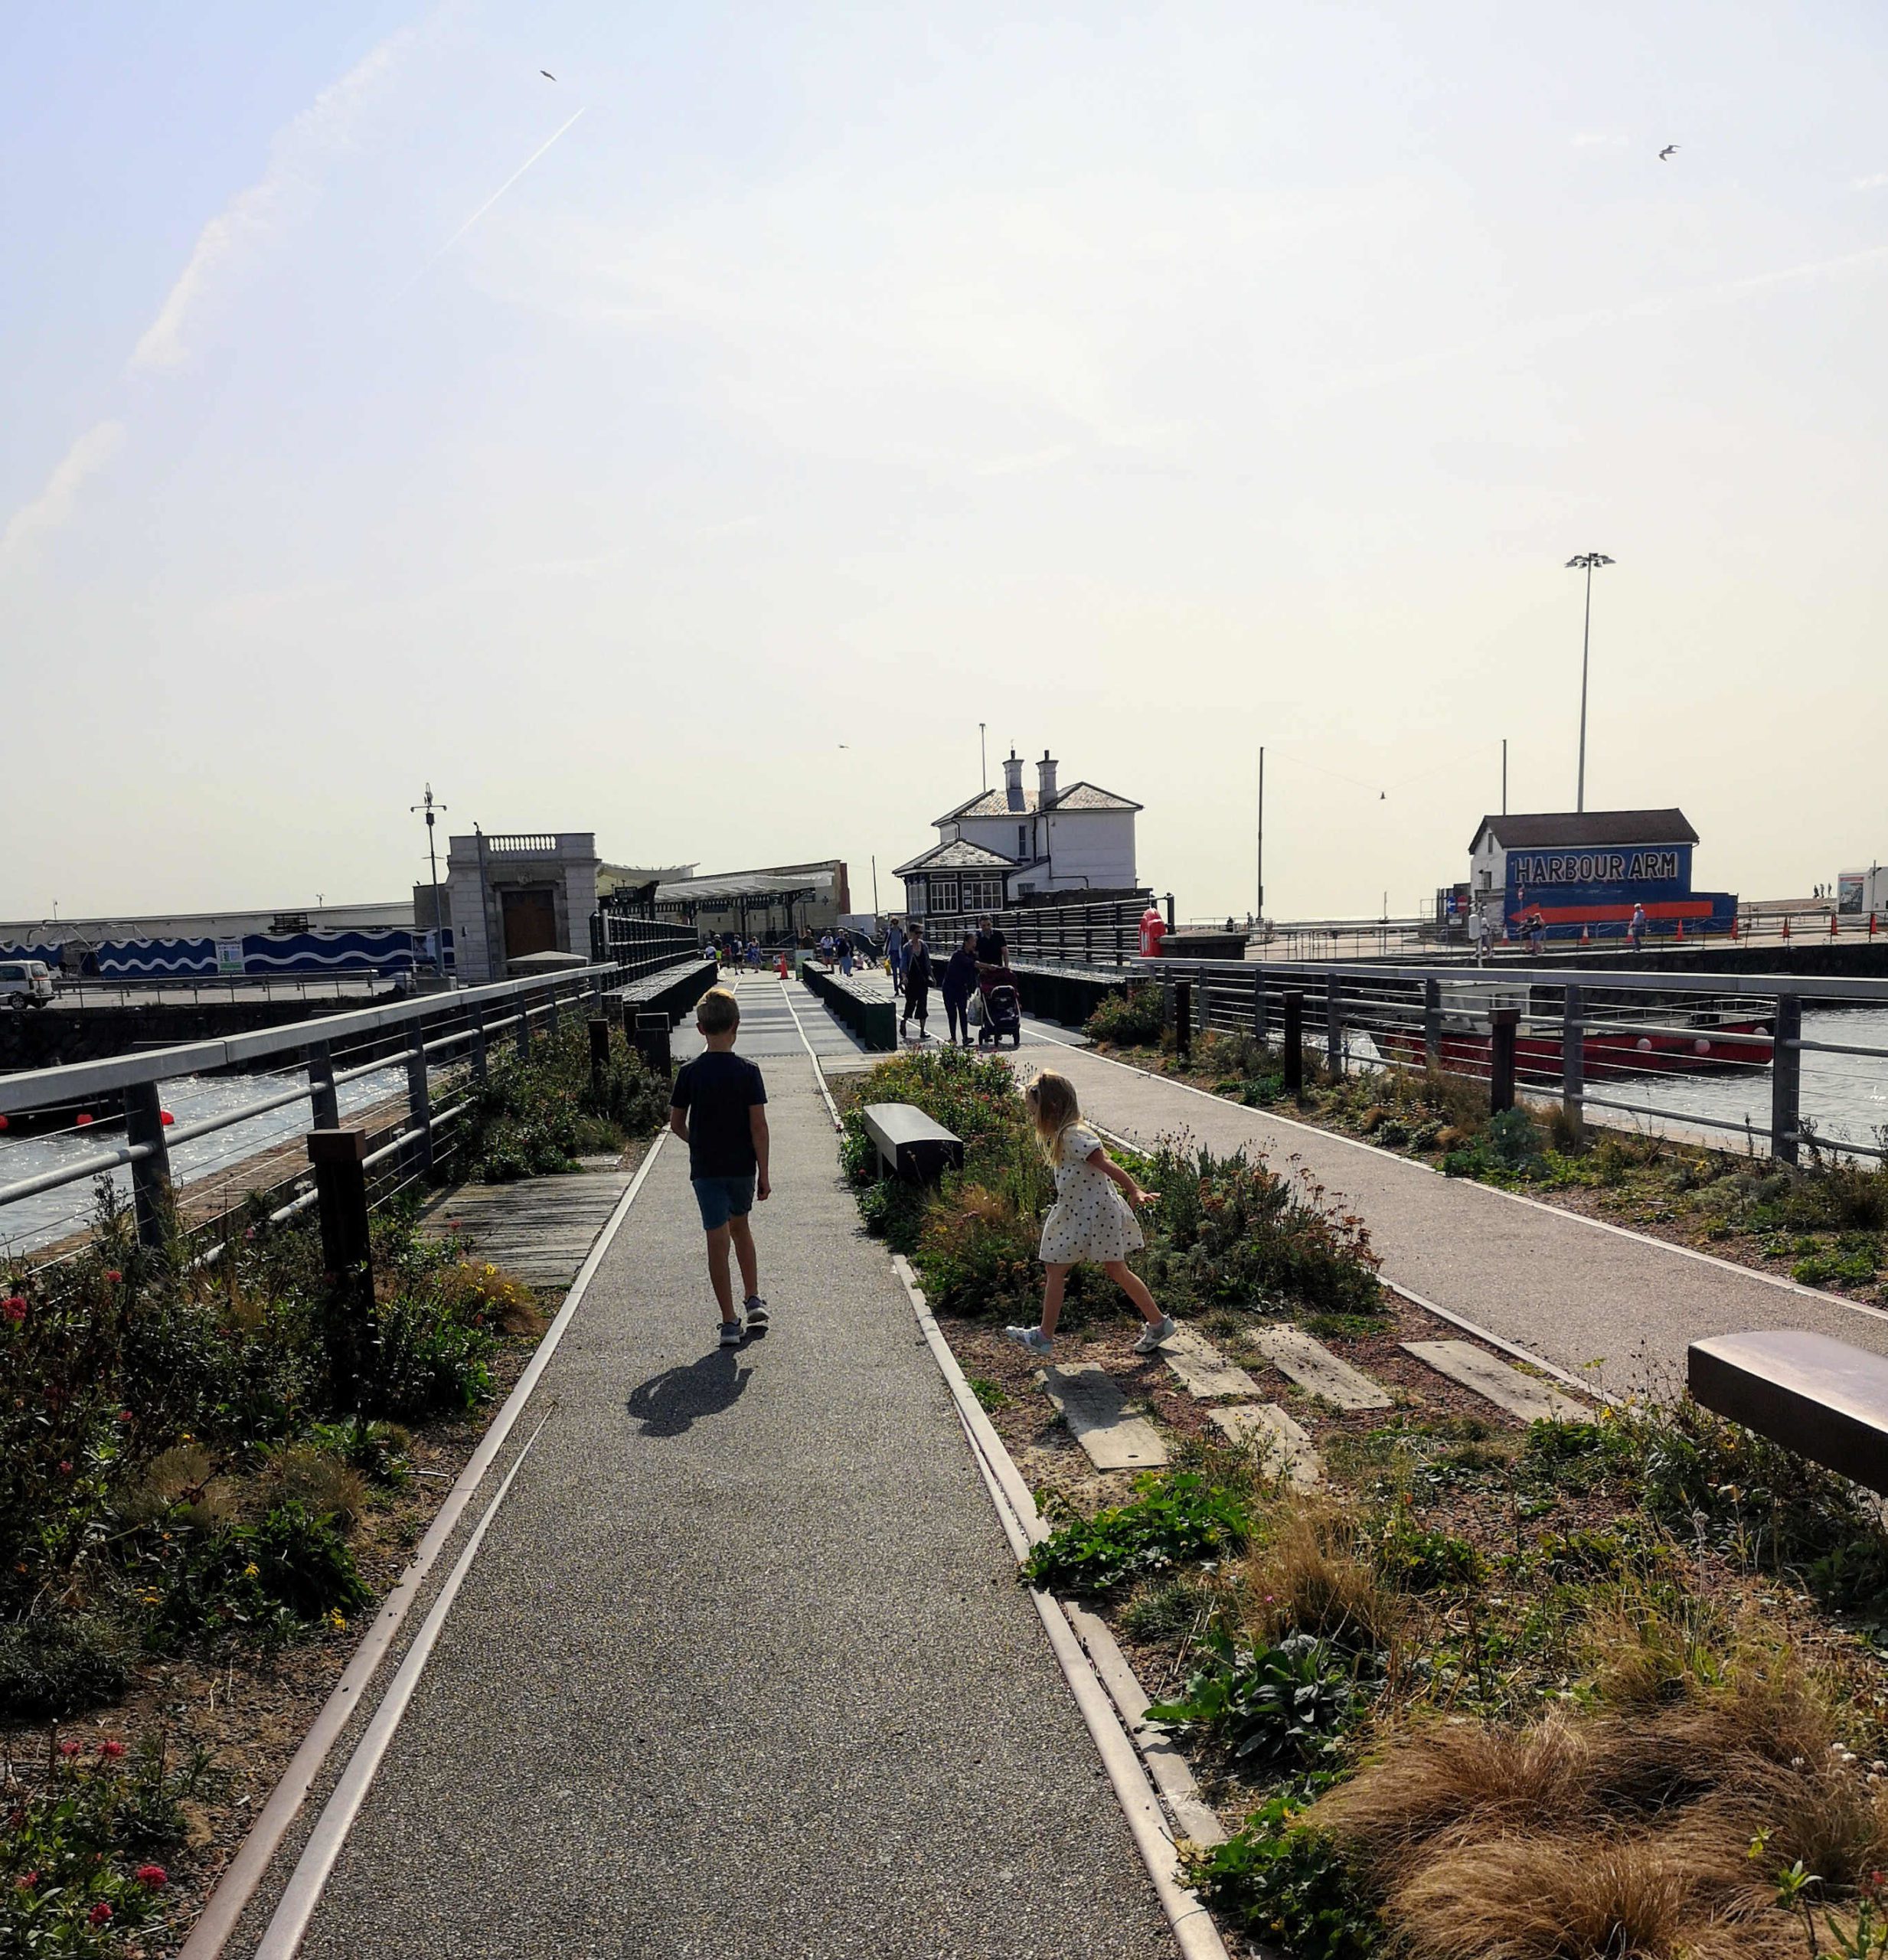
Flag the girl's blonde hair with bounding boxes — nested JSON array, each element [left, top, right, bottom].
[[1024, 1070, 1082, 1164]]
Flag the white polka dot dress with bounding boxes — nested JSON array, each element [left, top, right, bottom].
[[1038, 1124, 1145, 1265]]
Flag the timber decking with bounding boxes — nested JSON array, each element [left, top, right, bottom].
[[424, 1166, 635, 1289]]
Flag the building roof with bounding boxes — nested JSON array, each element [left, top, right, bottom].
[[656, 867, 837, 903], [893, 838, 1018, 879], [1470, 808, 1699, 854], [934, 779, 1143, 826]]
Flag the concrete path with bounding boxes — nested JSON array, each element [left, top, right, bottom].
[[289, 999, 1175, 1959], [1014, 1027, 1888, 1392]]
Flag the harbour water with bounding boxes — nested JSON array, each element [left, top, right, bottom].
[[0, 1062, 409, 1258]]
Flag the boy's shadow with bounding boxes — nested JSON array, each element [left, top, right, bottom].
[[626, 1344, 754, 1438]]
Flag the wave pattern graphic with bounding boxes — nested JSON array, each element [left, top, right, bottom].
[[0, 930, 453, 976]]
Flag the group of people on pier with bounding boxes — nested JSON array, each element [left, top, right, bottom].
[[893, 915, 1012, 1044]]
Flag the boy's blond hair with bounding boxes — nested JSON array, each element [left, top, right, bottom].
[[1024, 1070, 1082, 1164], [697, 987, 740, 1036]]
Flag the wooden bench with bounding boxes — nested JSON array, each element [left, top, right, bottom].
[[861, 1102, 964, 1183], [1688, 1328, 1888, 1493]]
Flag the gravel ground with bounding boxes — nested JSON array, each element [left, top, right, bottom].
[[1013, 1035, 1888, 1393], [294, 1052, 1177, 1960]]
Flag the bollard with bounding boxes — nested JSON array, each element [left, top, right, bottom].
[[306, 1040, 341, 1129], [1282, 989, 1305, 1099], [1560, 984, 1584, 1138], [123, 1080, 173, 1250], [1325, 973, 1343, 1080], [1771, 995, 1801, 1165], [1489, 1008, 1518, 1115], [634, 1011, 672, 1079], [1423, 978, 1442, 1070], [308, 1128, 375, 1401], [1174, 980, 1193, 1064], [405, 1026, 433, 1174], [589, 1017, 611, 1099], [469, 1009, 488, 1083]]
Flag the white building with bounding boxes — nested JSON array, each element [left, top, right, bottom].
[[894, 750, 1141, 919]]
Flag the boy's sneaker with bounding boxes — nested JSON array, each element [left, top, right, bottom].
[[718, 1320, 743, 1348], [1132, 1315, 1178, 1354], [743, 1296, 769, 1330], [1004, 1325, 1053, 1357]]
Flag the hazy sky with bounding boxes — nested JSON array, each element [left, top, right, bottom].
[[5, 1, 1884, 926]]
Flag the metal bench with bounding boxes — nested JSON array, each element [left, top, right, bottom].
[[1688, 1328, 1888, 1492], [861, 1102, 964, 1183]]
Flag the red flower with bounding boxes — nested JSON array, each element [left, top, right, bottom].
[[105, 1269, 122, 1284], [15, 1872, 38, 1890], [116, 1410, 133, 1423], [2, 1295, 24, 1322], [58, 1740, 81, 1756], [58, 1460, 72, 1475], [89, 1900, 113, 1925], [99, 1737, 126, 1759], [135, 1864, 167, 1889]]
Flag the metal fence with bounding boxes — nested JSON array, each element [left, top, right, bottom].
[[1066, 956, 1888, 1168], [919, 896, 1168, 966], [590, 911, 702, 968], [0, 954, 697, 1272]]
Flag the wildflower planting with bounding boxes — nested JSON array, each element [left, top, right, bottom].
[[459, 1022, 668, 1180]]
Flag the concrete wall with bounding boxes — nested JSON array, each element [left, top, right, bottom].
[[445, 832, 600, 985]]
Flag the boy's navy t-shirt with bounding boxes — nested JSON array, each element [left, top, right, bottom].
[[671, 1051, 767, 1179]]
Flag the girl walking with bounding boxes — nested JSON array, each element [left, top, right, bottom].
[[1004, 1070, 1176, 1357]]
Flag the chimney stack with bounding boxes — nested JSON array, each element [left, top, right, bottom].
[[1037, 750, 1059, 807], [1003, 749, 1025, 812]]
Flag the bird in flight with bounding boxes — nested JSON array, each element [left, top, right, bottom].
[[541, 70, 556, 80], [1659, 144, 1679, 161]]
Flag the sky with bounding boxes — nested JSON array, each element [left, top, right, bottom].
[[4, 0, 1885, 926]]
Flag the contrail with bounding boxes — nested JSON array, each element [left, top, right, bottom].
[[400, 105, 586, 293]]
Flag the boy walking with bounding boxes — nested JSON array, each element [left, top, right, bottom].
[[668, 987, 771, 1348]]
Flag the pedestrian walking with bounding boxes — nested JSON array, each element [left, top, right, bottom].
[[837, 930, 854, 977], [668, 987, 770, 1349], [1528, 910, 1547, 957], [1003, 1071, 1175, 1358], [900, 924, 933, 1040], [1469, 907, 1491, 965], [1629, 902, 1647, 952], [942, 932, 978, 1047], [886, 918, 906, 984]]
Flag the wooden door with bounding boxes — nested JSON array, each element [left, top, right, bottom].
[[501, 888, 558, 960]]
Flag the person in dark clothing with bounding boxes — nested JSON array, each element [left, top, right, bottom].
[[942, 933, 978, 1047], [668, 986, 770, 1348], [973, 915, 1010, 1004], [900, 925, 933, 1040]]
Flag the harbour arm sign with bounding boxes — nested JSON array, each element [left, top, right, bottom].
[[1512, 849, 1681, 887]]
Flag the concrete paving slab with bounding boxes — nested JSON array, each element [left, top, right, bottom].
[[1040, 1365, 1170, 1471], [1207, 1403, 1322, 1487], [1403, 1338, 1587, 1423], [1160, 1326, 1263, 1401], [1249, 1325, 1393, 1410]]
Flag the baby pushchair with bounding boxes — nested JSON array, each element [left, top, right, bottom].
[[978, 980, 1022, 1049]]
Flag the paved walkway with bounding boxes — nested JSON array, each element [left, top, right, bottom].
[[1014, 1025, 1888, 1391], [287, 978, 1175, 1960]]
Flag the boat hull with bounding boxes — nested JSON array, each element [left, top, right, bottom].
[[1370, 1020, 1772, 1083]]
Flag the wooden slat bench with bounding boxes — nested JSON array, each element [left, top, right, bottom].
[[1688, 1328, 1888, 1493], [861, 1102, 964, 1183]]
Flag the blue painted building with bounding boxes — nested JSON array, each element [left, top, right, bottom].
[[1468, 808, 1737, 940]]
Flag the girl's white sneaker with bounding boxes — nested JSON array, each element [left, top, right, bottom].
[[1004, 1325, 1053, 1356], [1132, 1315, 1178, 1354]]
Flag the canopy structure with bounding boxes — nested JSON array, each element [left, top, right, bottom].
[[653, 862, 844, 942]]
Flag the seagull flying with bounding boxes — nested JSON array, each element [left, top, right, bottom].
[[541, 70, 556, 80], [1659, 144, 1678, 161]]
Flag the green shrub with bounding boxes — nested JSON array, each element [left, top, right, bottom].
[[460, 1024, 665, 1180], [0, 1615, 133, 1720], [1187, 1793, 1380, 1959], [1148, 1628, 1359, 1769], [1021, 1475, 1248, 1595], [1370, 1516, 1486, 1591], [370, 1298, 495, 1419], [1086, 984, 1166, 1047]]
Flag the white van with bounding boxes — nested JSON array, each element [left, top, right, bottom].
[[0, 960, 56, 1008]]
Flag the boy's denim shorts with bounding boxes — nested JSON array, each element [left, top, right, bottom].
[[692, 1174, 756, 1232]]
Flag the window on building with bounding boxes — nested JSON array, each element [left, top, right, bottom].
[[961, 875, 1004, 913], [1017, 824, 1028, 860], [933, 876, 959, 913]]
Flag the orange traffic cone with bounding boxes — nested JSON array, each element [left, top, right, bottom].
[[1579, 923, 1591, 946], [1872, 913, 1879, 939], [1730, 913, 1740, 941], [1782, 915, 1792, 941], [1676, 917, 1684, 940], [777, 952, 788, 978], [1831, 913, 1840, 937]]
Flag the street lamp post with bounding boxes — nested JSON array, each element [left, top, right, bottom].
[[1565, 553, 1615, 814], [410, 785, 448, 984]]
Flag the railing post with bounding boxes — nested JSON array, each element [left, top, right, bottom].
[[1489, 1008, 1518, 1115], [1325, 972, 1343, 1079], [1174, 980, 1192, 1063], [1771, 994, 1801, 1165], [406, 1026, 433, 1174], [589, 1017, 610, 1099], [470, 1009, 488, 1083], [635, 1012, 673, 1080], [1252, 966, 1267, 1046], [1282, 989, 1305, 1099], [122, 1081, 172, 1250], [1423, 978, 1442, 1070], [308, 1127, 374, 1402], [306, 1040, 341, 1129], [1560, 984, 1584, 1138]]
